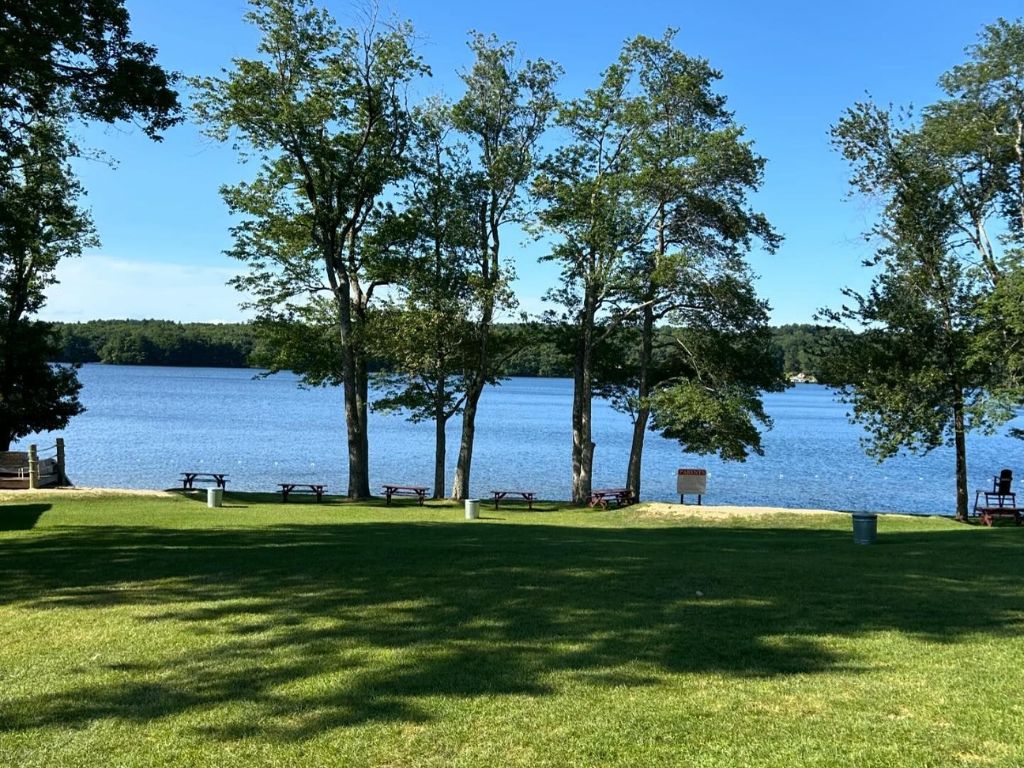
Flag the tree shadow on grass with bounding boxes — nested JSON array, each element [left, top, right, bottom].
[[0, 503, 50, 531], [0, 520, 1022, 739]]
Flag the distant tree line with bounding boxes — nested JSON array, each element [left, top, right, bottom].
[[770, 324, 855, 379], [53, 319, 842, 378], [52, 319, 572, 372], [54, 320, 257, 367]]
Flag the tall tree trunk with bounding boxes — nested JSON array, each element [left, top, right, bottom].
[[452, 378, 484, 499], [952, 384, 969, 521], [627, 204, 665, 500], [626, 303, 655, 498], [430, 231, 448, 500], [571, 287, 598, 504], [451, 312, 490, 499], [345, 349, 371, 499], [341, 377, 367, 498], [452, 210, 497, 501], [433, 373, 447, 499], [571, 367, 595, 505], [335, 279, 371, 500]]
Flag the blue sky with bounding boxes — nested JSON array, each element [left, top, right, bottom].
[[44, 0, 1023, 324]]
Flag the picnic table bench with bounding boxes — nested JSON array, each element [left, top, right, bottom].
[[278, 483, 327, 503], [181, 472, 228, 490], [382, 484, 429, 505], [588, 487, 635, 509], [490, 490, 536, 510], [973, 489, 1022, 526]]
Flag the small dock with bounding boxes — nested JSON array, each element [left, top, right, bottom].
[[0, 440, 69, 489]]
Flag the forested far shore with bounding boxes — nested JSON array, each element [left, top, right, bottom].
[[51, 319, 847, 379], [55, 320, 257, 369]]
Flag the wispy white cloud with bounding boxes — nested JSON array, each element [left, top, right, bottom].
[[40, 255, 252, 323]]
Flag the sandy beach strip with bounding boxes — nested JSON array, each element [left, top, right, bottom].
[[0, 487, 178, 502], [633, 502, 845, 519]]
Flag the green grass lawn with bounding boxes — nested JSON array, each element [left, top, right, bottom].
[[1, 492, 1023, 767]]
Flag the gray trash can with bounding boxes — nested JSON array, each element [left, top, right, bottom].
[[852, 513, 877, 545], [465, 499, 479, 520], [207, 487, 224, 508]]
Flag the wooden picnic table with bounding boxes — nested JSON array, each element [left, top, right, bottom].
[[973, 489, 1022, 526], [382, 484, 429, 505], [490, 490, 536, 510], [588, 487, 635, 509], [180, 472, 228, 490], [278, 483, 327, 503]]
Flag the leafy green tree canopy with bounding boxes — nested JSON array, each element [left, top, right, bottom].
[[0, 0, 179, 450], [0, 321, 82, 450], [825, 17, 1024, 519], [192, 0, 428, 498], [0, 0, 180, 154]]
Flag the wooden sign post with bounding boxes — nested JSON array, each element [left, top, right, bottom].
[[677, 468, 707, 505]]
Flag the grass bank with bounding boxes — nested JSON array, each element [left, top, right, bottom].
[[1, 492, 1022, 766]]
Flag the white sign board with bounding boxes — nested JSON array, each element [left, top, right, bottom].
[[677, 468, 707, 495]]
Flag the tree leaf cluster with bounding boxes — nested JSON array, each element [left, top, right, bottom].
[[0, 0, 180, 154], [0, 0, 180, 449], [532, 30, 785, 499], [825, 17, 1024, 518]]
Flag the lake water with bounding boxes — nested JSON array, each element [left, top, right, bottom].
[[13, 364, 1024, 515]]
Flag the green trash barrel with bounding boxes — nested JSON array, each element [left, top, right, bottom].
[[852, 513, 878, 545]]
